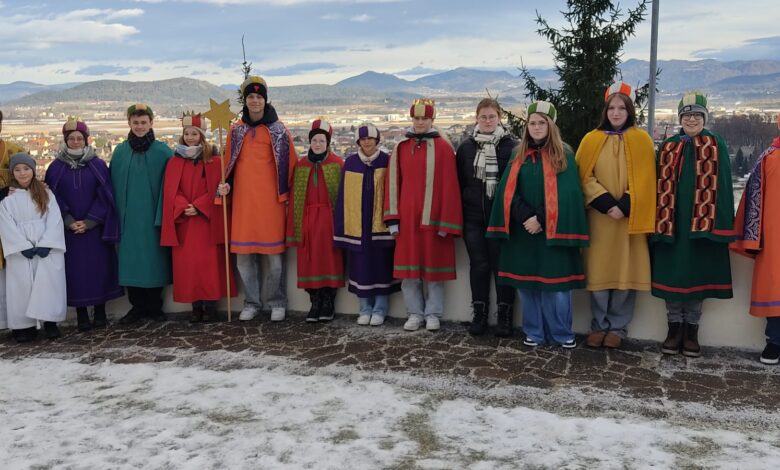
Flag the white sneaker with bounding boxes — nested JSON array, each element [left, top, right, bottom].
[[403, 315, 423, 331], [270, 307, 286, 322], [425, 316, 440, 331], [357, 314, 371, 325], [369, 314, 385, 326], [238, 306, 258, 321]]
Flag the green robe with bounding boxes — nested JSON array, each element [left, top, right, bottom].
[[487, 147, 588, 291], [650, 129, 735, 301], [110, 139, 172, 287]]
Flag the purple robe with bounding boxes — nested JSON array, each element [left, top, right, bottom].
[[334, 152, 400, 297], [45, 157, 123, 307]]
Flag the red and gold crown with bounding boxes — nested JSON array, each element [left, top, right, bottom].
[[410, 98, 436, 119]]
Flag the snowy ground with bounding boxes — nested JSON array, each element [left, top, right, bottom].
[[2, 350, 780, 470]]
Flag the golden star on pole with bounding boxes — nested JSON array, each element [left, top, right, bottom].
[[203, 98, 236, 132]]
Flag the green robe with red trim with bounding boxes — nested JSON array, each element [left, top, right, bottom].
[[650, 129, 735, 301], [487, 147, 588, 291]]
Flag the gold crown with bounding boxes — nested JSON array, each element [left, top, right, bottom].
[[63, 116, 83, 131], [412, 98, 435, 107]]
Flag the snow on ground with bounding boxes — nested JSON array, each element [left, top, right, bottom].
[[1, 352, 779, 470]]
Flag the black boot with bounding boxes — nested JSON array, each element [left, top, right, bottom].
[[306, 289, 321, 323], [190, 302, 204, 323], [92, 304, 108, 328], [44, 321, 61, 340], [468, 301, 488, 336], [661, 322, 683, 355], [12, 327, 37, 343], [76, 307, 93, 332], [494, 303, 514, 338], [682, 322, 701, 357], [319, 288, 336, 322], [203, 302, 217, 323], [145, 288, 167, 322]]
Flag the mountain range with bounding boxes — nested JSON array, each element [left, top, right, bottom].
[[2, 59, 780, 111]]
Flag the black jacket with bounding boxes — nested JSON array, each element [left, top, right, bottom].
[[456, 133, 517, 225]]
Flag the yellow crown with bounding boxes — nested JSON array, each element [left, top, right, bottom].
[[412, 98, 435, 107]]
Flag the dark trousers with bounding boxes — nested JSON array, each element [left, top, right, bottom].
[[462, 217, 515, 306], [127, 287, 164, 315], [766, 317, 780, 345]]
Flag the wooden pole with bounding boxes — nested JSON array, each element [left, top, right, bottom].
[[219, 126, 232, 322]]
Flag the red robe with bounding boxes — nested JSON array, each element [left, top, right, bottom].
[[161, 154, 237, 302], [384, 135, 463, 281], [286, 153, 345, 289]]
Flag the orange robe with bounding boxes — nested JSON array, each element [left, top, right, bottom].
[[225, 125, 297, 255], [731, 139, 780, 317]]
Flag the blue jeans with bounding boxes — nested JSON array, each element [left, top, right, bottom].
[[518, 289, 574, 345], [359, 295, 389, 317], [236, 253, 287, 309], [401, 279, 444, 319]]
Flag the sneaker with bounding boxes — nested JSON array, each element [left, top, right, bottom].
[[425, 316, 440, 331], [369, 314, 385, 326], [357, 314, 371, 325], [760, 343, 780, 365], [561, 339, 577, 349], [238, 306, 259, 321], [523, 337, 539, 347], [403, 315, 423, 331], [270, 307, 286, 322]]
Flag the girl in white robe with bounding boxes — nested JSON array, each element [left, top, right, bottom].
[[0, 153, 67, 342]]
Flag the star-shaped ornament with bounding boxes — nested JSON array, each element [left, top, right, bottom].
[[204, 98, 237, 132]]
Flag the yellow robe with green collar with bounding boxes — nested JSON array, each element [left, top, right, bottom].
[[0, 138, 26, 269]]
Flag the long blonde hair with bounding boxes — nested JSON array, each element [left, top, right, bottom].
[[514, 113, 567, 173], [11, 169, 49, 216]]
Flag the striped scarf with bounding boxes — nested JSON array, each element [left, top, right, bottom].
[[472, 125, 506, 199]]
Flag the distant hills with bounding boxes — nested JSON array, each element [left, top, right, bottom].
[[3, 59, 780, 113]]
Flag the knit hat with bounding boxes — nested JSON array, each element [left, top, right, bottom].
[[62, 116, 89, 139], [527, 101, 557, 123], [410, 98, 436, 119], [678, 93, 708, 124], [241, 76, 268, 101], [604, 82, 635, 102], [9, 152, 36, 172], [355, 122, 380, 143], [127, 103, 154, 120], [181, 111, 207, 136], [309, 118, 333, 145]]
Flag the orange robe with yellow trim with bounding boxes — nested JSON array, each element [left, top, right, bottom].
[[226, 125, 297, 255]]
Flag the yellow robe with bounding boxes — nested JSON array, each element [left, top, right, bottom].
[[577, 131, 655, 291], [0, 139, 26, 269]]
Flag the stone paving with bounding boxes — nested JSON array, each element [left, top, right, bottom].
[[2, 311, 779, 427]]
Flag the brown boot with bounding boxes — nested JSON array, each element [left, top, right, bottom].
[[603, 332, 622, 349], [682, 322, 701, 357], [586, 331, 606, 348], [661, 322, 683, 355]]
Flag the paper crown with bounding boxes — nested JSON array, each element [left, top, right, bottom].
[[605, 82, 635, 102], [410, 98, 436, 119], [127, 103, 154, 120], [527, 100, 557, 123], [62, 116, 89, 138], [309, 118, 333, 144], [181, 111, 207, 133], [355, 122, 380, 142]]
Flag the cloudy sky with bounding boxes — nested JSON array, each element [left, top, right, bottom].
[[1, 0, 778, 86]]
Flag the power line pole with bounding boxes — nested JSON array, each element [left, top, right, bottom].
[[648, 0, 660, 139]]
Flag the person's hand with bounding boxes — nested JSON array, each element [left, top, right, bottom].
[[21, 248, 35, 259], [217, 183, 231, 196], [388, 224, 399, 237], [523, 216, 543, 235], [35, 247, 51, 258], [184, 204, 198, 217], [607, 206, 625, 220], [70, 221, 87, 234], [437, 231, 447, 238]]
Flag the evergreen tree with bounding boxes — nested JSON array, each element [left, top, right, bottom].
[[520, 0, 649, 149]]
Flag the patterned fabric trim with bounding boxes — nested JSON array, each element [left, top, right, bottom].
[[655, 135, 720, 237], [737, 145, 776, 241]]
